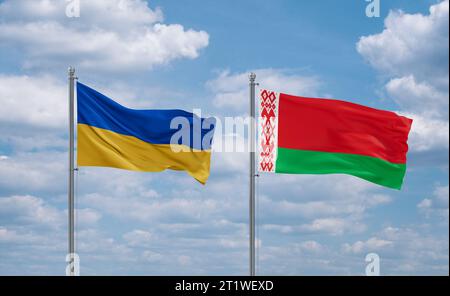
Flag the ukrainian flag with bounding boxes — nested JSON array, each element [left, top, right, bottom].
[[76, 82, 216, 184]]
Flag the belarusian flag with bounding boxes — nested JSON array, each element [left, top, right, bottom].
[[259, 90, 413, 189]]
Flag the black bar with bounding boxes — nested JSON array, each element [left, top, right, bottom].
[[0, 276, 447, 295]]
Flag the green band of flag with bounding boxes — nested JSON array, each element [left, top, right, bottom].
[[276, 148, 407, 189]]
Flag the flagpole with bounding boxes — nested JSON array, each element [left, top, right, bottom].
[[249, 73, 257, 276], [68, 67, 76, 276]]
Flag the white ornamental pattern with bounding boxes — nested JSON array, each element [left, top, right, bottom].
[[259, 89, 278, 173]]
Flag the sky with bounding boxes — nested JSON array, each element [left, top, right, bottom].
[[0, 0, 448, 275]]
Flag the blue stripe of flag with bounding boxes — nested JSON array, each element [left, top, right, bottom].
[[77, 82, 215, 150]]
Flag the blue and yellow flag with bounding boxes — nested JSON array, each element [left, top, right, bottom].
[[77, 82, 216, 184]]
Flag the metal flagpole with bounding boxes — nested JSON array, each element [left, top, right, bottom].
[[249, 73, 257, 276], [68, 67, 76, 276]]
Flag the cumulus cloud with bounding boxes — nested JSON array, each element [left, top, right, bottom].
[[257, 173, 393, 235], [0, 195, 63, 227], [434, 185, 450, 208], [0, 0, 209, 71], [263, 218, 366, 236], [142, 250, 163, 263], [298, 240, 323, 253], [399, 112, 449, 152], [0, 194, 101, 228], [418, 185, 449, 220], [76, 229, 133, 261], [81, 193, 222, 223], [357, 0, 449, 79], [0, 75, 67, 129], [0, 152, 66, 194], [341, 226, 448, 274], [342, 237, 393, 254], [76, 208, 102, 226], [0, 0, 163, 28], [380, 226, 448, 274], [299, 218, 366, 236], [357, 0, 449, 153], [0, 227, 40, 244], [206, 69, 321, 111], [123, 229, 153, 247], [387, 75, 448, 119]]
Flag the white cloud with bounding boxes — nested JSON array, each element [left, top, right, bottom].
[[0, 0, 209, 71], [262, 224, 295, 234], [0, 227, 39, 243], [81, 192, 221, 223], [0, 195, 63, 227], [142, 250, 163, 263], [434, 185, 449, 208], [340, 226, 448, 274], [258, 173, 392, 223], [207, 69, 321, 111], [418, 185, 449, 220], [76, 208, 102, 226], [357, 0, 449, 153], [387, 75, 448, 119], [123, 229, 153, 247], [0, 0, 163, 27], [75, 162, 392, 241], [298, 240, 323, 252], [400, 112, 449, 152], [357, 0, 449, 79], [365, 194, 392, 207], [343, 237, 393, 254], [0, 152, 66, 194], [211, 150, 248, 174], [76, 229, 133, 260], [0, 75, 67, 129], [299, 218, 366, 236], [263, 218, 366, 236], [418, 198, 433, 210], [0, 195, 100, 228], [381, 226, 448, 273], [218, 237, 248, 249]]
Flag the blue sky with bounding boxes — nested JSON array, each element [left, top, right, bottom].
[[0, 0, 448, 275]]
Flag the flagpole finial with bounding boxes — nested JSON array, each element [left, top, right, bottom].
[[68, 66, 75, 77], [249, 72, 256, 82]]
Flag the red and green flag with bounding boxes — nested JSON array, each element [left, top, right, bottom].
[[259, 90, 413, 189]]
